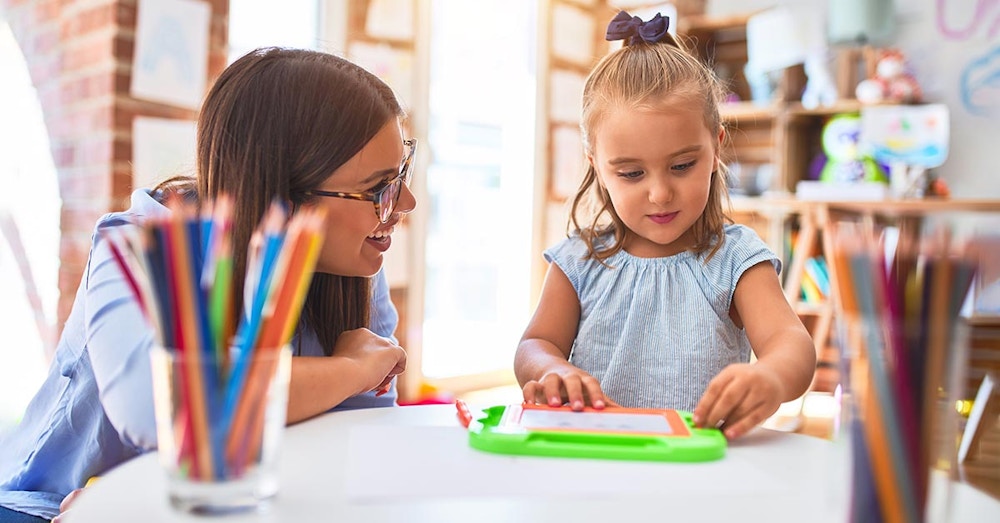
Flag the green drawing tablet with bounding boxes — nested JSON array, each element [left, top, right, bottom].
[[464, 403, 727, 462]]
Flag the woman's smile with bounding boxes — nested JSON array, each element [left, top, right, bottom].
[[366, 224, 396, 252]]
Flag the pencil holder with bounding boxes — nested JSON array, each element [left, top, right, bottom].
[[834, 313, 970, 523], [150, 344, 291, 514]]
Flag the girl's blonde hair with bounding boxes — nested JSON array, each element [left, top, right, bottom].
[[571, 32, 731, 262]]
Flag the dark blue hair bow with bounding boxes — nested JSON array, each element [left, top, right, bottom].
[[605, 10, 671, 46]]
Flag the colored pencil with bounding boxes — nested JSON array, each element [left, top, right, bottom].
[[104, 195, 326, 482]]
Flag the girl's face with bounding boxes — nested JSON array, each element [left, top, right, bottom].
[[308, 122, 417, 277], [589, 101, 722, 258]]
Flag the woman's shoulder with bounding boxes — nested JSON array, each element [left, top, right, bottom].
[[95, 189, 171, 232]]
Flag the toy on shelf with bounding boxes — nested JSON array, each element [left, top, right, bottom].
[[855, 49, 923, 105], [802, 53, 839, 109], [816, 113, 888, 184]]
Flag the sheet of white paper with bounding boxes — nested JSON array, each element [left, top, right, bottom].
[[131, 0, 210, 109], [345, 425, 790, 502], [131, 116, 197, 190], [860, 104, 950, 167]]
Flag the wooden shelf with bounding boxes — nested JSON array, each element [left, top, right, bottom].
[[826, 198, 1000, 216], [785, 100, 864, 118], [678, 13, 753, 33], [720, 101, 780, 123], [968, 315, 1000, 328]]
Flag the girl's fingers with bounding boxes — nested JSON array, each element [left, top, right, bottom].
[[522, 372, 610, 410], [721, 401, 771, 440], [581, 376, 608, 409], [693, 371, 735, 427], [540, 375, 567, 407], [562, 376, 586, 411], [522, 381, 543, 404], [699, 380, 746, 430]]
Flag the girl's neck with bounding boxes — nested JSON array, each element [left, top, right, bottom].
[[622, 228, 696, 258]]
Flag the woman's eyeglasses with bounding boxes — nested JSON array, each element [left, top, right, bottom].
[[306, 138, 417, 223]]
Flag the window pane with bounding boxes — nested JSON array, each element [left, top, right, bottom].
[[228, 0, 319, 62], [422, 0, 537, 378]]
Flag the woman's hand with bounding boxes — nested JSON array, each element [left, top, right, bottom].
[[332, 328, 407, 395], [521, 367, 619, 411], [692, 363, 785, 440]]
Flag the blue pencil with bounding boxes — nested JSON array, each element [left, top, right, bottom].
[[219, 203, 286, 451]]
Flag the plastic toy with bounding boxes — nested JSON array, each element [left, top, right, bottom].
[[460, 402, 727, 463], [818, 114, 888, 183], [855, 49, 922, 105]]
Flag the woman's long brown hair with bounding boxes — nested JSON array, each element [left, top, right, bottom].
[[157, 47, 404, 354]]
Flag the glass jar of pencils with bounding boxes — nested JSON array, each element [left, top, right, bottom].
[[829, 223, 976, 523], [150, 343, 292, 514]]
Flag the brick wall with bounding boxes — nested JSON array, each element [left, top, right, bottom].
[[1, 0, 229, 332]]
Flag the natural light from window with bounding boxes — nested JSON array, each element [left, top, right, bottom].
[[421, 0, 537, 378], [228, 0, 319, 62], [0, 21, 60, 433]]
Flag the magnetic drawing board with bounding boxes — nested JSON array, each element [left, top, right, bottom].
[[467, 404, 726, 462]]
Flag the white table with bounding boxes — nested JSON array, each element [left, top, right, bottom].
[[65, 404, 1000, 522]]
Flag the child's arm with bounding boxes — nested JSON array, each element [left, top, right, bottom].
[[693, 261, 816, 439], [514, 264, 614, 410]]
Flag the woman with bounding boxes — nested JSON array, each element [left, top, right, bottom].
[[0, 47, 415, 522]]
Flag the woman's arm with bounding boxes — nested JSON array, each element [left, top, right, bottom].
[[515, 264, 611, 410], [287, 271, 405, 422], [288, 264, 406, 423], [285, 331, 405, 423], [85, 228, 159, 449]]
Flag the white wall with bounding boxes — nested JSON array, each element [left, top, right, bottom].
[[707, 0, 1000, 198]]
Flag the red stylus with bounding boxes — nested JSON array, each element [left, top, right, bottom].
[[455, 399, 472, 428]]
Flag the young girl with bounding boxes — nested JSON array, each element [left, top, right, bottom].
[[0, 47, 413, 523], [514, 11, 816, 440]]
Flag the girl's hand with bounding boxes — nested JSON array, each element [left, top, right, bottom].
[[521, 369, 618, 411], [332, 328, 407, 396], [692, 363, 785, 440]]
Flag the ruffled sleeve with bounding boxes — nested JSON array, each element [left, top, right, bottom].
[[700, 224, 780, 316]]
